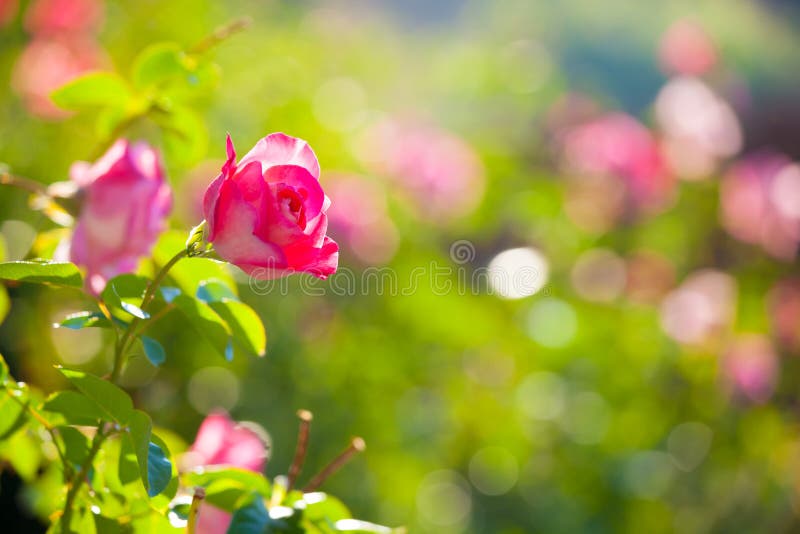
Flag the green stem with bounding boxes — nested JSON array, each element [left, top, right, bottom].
[[61, 248, 188, 528], [111, 249, 188, 383], [61, 425, 107, 529]]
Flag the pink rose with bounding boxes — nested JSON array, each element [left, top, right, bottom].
[[560, 112, 673, 212], [723, 335, 778, 404], [11, 37, 104, 119], [720, 152, 800, 261], [203, 133, 338, 279], [184, 412, 268, 534], [63, 140, 172, 294], [357, 119, 485, 221], [24, 0, 103, 37]]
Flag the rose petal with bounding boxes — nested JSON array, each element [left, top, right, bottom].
[[239, 132, 320, 179]]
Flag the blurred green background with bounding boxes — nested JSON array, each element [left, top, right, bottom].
[[2, 0, 800, 532]]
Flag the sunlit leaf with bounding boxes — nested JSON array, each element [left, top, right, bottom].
[[184, 467, 271, 511], [208, 300, 267, 357], [55, 311, 111, 330], [132, 43, 186, 90], [59, 368, 133, 424], [172, 294, 231, 359], [42, 390, 105, 426], [0, 260, 82, 287], [57, 426, 90, 466], [196, 279, 238, 303], [51, 71, 132, 110]]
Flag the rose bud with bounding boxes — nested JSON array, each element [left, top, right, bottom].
[[202, 133, 338, 279], [58, 140, 172, 294]]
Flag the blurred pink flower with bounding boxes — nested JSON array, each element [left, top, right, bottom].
[[203, 133, 339, 280], [62, 139, 172, 294], [769, 279, 800, 354], [720, 152, 800, 261], [659, 19, 717, 76], [184, 412, 268, 534], [655, 77, 742, 180], [0, 0, 18, 26], [326, 174, 399, 265], [357, 119, 485, 222], [24, 0, 103, 37], [560, 113, 674, 214], [723, 334, 778, 403], [660, 269, 736, 346], [11, 37, 104, 119]]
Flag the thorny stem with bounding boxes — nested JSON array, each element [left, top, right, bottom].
[[302, 437, 366, 493], [287, 410, 313, 491]]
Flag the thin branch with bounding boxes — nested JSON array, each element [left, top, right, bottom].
[[186, 486, 205, 534], [287, 410, 313, 491], [302, 437, 366, 493], [189, 17, 253, 55]]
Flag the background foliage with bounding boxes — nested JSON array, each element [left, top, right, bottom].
[[1, 0, 800, 532]]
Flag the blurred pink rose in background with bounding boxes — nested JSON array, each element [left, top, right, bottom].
[[559, 113, 674, 216], [183, 412, 269, 534], [11, 37, 104, 119], [769, 279, 800, 354], [60, 139, 172, 294], [658, 19, 717, 76], [203, 133, 339, 280], [326, 174, 399, 265], [660, 269, 737, 346], [24, 0, 102, 37], [720, 152, 800, 261], [655, 76, 742, 180], [357, 119, 485, 222], [723, 334, 778, 403], [0, 0, 17, 26]]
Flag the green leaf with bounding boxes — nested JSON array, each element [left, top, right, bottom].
[[160, 286, 181, 304], [141, 336, 166, 366], [59, 368, 133, 424], [208, 300, 267, 357], [57, 426, 91, 466], [0, 383, 28, 439], [172, 294, 231, 359], [156, 104, 208, 165], [0, 287, 8, 325], [132, 43, 186, 90], [228, 496, 270, 534], [51, 72, 132, 110], [145, 441, 172, 497], [125, 409, 172, 497], [55, 311, 111, 330], [196, 279, 238, 303], [0, 260, 82, 287], [332, 519, 396, 533], [184, 467, 271, 511], [302, 492, 351, 523], [42, 390, 105, 426], [0, 353, 8, 384], [101, 274, 150, 320]]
